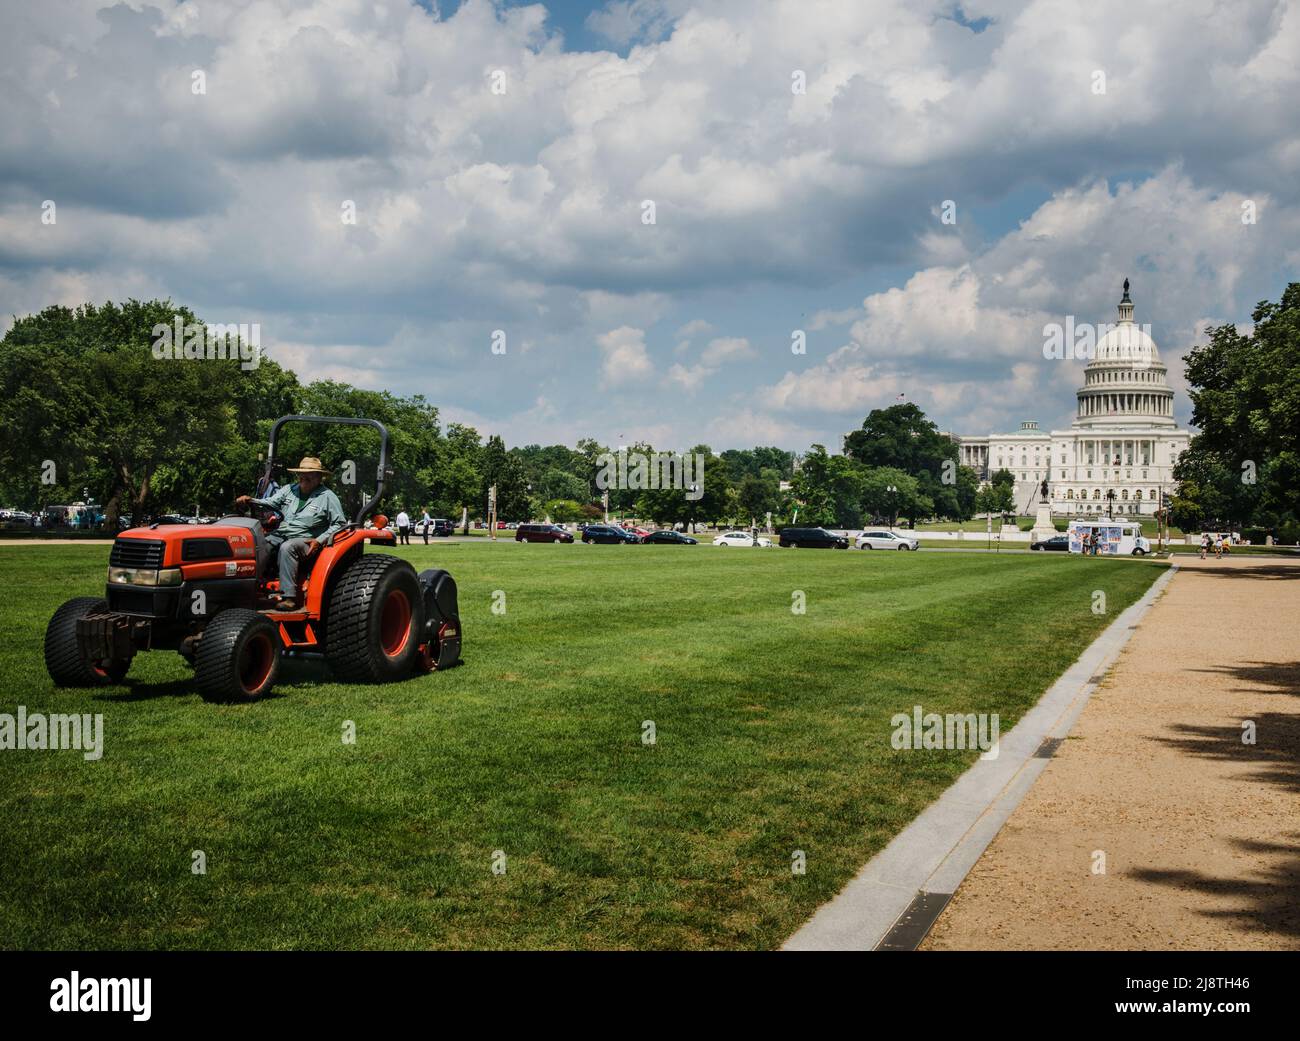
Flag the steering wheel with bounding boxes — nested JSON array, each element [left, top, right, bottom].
[[256, 505, 283, 534]]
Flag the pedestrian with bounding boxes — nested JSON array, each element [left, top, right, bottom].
[[419, 508, 431, 545], [395, 507, 411, 546], [1200, 533, 1209, 560], [1214, 533, 1223, 560]]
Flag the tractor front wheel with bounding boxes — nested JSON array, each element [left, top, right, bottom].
[[44, 597, 132, 687], [194, 609, 281, 703], [325, 554, 424, 682]]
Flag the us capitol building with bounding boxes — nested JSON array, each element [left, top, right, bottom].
[[952, 282, 1190, 517]]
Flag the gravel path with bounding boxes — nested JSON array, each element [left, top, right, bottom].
[[922, 555, 1300, 950]]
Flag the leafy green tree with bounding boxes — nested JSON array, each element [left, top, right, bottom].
[[536, 467, 589, 504], [953, 464, 980, 521], [1176, 283, 1300, 530], [478, 437, 531, 522], [989, 468, 1015, 490], [0, 300, 297, 526], [544, 499, 584, 523], [861, 467, 925, 526], [975, 482, 1015, 519], [635, 446, 729, 530], [790, 445, 869, 527], [736, 472, 781, 522], [843, 403, 957, 474]]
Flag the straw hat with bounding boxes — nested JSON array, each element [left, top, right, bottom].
[[288, 456, 332, 476]]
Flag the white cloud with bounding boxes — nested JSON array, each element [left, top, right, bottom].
[[1, 0, 1297, 450], [596, 325, 654, 387]]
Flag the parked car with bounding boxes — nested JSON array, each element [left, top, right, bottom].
[[855, 529, 920, 551], [1030, 534, 1070, 552], [516, 523, 574, 544], [431, 518, 453, 537], [713, 530, 773, 547], [778, 527, 849, 549], [581, 524, 641, 544], [642, 530, 698, 545]]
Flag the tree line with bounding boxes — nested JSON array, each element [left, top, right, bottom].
[[0, 301, 980, 530], [3, 286, 1294, 536]]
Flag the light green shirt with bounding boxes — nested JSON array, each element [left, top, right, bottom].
[[253, 483, 347, 543]]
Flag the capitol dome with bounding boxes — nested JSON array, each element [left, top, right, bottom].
[[1074, 279, 1176, 429], [1093, 320, 1160, 364]]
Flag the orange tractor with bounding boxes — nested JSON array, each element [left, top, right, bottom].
[[43, 415, 461, 701]]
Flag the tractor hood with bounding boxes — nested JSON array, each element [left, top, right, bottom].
[[113, 523, 260, 573]]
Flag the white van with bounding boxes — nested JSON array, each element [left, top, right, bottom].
[[1067, 520, 1152, 556]]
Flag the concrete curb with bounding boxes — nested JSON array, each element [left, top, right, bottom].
[[783, 563, 1180, 951]]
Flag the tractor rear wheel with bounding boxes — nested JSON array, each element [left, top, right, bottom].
[[44, 597, 132, 687], [194, 609, 280, 703], [325, 554, 424, 682]]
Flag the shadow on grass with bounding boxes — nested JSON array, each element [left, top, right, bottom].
[[90, 656, 334, 702], [1130, 659, 1300, 939]]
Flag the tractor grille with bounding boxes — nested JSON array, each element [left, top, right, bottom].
[[107, 587, 162, 616], [110, 537, 165, 569]]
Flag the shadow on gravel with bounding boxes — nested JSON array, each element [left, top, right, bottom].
[[1182, 563, 1300, 581], [1134, 670, 1300, 939]]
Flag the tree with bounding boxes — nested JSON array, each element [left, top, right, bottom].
[[736, 472, 781, 522], [860, 467, 925, 526], [542, 499, 582, 523], [478, 440, 531, 522], [975, 482, 1014, 519], [1176, 283, 1300, 531], [536, 467, 589, 504], [0, 300, 297, 526], [843, 403, 957, 474], [790, 445, 869, 527], [635, 446, 730, 530]]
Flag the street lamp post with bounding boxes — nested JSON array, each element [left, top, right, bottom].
[[1106, 489, 1116, 519], [887, 484, 898, 529]]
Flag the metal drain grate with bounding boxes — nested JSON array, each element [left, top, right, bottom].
[[875, 891, 954, 950]]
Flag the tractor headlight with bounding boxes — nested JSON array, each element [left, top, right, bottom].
[[108, 567, 183, 587]]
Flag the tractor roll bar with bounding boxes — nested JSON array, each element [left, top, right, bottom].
[[262, 414, 393, 526]]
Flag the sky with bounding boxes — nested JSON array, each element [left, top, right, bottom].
[[2, 0, 1297, 453]]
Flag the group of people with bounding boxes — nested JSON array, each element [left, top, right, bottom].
[[392, 509, 435, 545], [1199, 533, 1230, 560], [1078, 528, 1106, 555]]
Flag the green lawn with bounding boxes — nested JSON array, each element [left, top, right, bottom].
[[0, 543, 1164, 950]]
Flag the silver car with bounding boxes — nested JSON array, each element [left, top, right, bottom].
[[855, 529, 919, 550]]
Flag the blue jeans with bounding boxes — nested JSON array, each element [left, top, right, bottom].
[[266, 535, 314, 597]]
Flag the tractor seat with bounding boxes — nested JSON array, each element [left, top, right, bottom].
[[219, 516, 270, 576]]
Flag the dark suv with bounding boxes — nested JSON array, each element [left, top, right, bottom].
[[778, 526, 849, 549], [581, 525, 641, 544], [515, 523, 574, 544]]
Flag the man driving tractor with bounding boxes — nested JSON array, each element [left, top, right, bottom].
[[236, 456, 347, 611]]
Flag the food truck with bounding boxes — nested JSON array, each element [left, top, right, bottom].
[[1068, 520, 1152, 556]]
